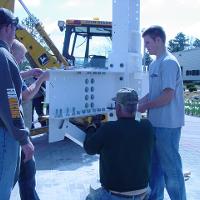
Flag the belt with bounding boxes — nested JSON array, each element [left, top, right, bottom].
[[110, 192, 134, 198], [105, 189, 134, 199]]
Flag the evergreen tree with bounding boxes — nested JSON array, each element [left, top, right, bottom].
[[21, 16, 49, 49], [142, 52, 152, 67], [193, 38, 200, 48], [168, 32, 189, 52]]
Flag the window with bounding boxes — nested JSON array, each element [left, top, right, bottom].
[[186, 70, 200, 76], [186, 70, 191, 76]]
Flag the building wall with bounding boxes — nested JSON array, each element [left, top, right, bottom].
[[173, 48, 200, 81]]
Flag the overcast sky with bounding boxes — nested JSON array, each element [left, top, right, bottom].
[[14, 0, 200, 51]]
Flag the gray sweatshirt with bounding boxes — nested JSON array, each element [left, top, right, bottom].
[[0, 40, 29, 145]]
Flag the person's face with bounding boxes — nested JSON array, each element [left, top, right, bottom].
[[143, 35, 159, 55], [4, 24, 16, 46]]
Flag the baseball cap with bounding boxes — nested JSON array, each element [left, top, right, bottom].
[[0, 8, 19, 27], [112, 87, 138, 105]]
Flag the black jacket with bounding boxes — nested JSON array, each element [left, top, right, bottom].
[[84, 118, 154, 192], [0, 40, 29, 145]]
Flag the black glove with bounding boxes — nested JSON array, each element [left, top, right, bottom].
[[85, 123, 97, 134], [91, 114, 105, 128]]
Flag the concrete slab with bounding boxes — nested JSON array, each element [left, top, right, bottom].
[[11, 115, 200, 200]]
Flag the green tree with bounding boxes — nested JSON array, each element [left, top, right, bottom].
[[21, 16, 48, 49], [142, 52, 152, 67], [168, 32, 189, 52], [193, 38, 200, 48], [19, 16, 51, 68]]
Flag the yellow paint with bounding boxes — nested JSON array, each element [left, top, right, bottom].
[[0, 0, 15, 12], [8, 98, 20, 118]]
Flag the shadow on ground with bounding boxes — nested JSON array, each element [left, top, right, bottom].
[[32, 134, 98, 171]]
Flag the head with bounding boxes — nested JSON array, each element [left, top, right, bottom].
[[112, 87, 138, 118], [0, 8, 19, 47], [11, 39, 27, 64], [142, 25, 166, 56]]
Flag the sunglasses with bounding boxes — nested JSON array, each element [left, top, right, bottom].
[[11, 17, 19, 27], [10, 17, 19, 28]]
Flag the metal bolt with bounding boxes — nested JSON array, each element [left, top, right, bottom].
[[109, 113, 114, 117], [91, 78, 95, 84], [85, 95, 89, 100], [91, 102, 94, 108], [91, 87, 94, 92], [91, 94, 95, 100], [120, 63, 124, 68]]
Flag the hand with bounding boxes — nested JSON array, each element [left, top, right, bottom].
[[85, 123, 97, 134], [21, 141, 34, 162], [91, 114, 104, 128], [42, 70, 50, 81], [137, 103, 148, 113], [31, 68, 43, 78], [38, 70, 50, 82]]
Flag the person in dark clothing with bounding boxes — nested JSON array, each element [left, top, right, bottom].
[[0, 8, 34, 199], [32, 84, 46, 128], [84, 87, 154, 200]]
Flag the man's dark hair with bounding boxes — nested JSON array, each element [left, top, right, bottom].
[[0, 8, 19, 29], [142, 25, 166, 43]]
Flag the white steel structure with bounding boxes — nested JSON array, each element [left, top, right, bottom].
[[47, 0, 148, 146]]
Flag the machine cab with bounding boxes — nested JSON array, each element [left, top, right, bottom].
[[58, 19, 112, 68]]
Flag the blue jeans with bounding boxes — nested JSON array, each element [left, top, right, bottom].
[[149, 127, 186, 200], [18, 151, 40, 200], [0, 127, 20, 200], [86, 187, 150, 200]]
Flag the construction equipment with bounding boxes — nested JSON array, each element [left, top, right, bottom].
[[57, 19, 112, 67], [0, 0, 69, 69], [46, 0, 148, 146], [1, 0, 148, 146], [0, 0, 14, 11], [17, 0, 69, 68]]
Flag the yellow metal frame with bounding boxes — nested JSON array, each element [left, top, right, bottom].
[[16, 28, 60, 69], [0, 0, 15, 11], [1, 0, 69, 69]]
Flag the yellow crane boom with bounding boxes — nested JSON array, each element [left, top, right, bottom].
[[0, 0, 69, 69]]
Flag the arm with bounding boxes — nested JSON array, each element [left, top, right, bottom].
[[84, 124, 105, 155], [0, 51, 34, 161], [0, 52, 29, 144], [138, 59, 178, 113], [22, 71, 49, 101], [20, 68, 43, 80], [138, 88, 174, 113]]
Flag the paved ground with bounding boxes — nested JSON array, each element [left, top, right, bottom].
[[11, 115, 200, 200]]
